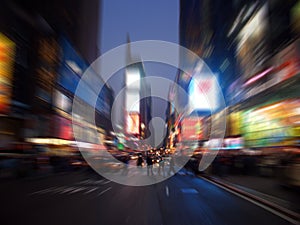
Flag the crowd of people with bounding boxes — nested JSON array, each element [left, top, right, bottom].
[[135, 151, 176, 177]]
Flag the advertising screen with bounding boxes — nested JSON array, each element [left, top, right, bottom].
[[188, 76, 218, 111], [126, 67, 140, 90], [181, 117, 203, 141], [54, 115, 73, 140], [126, 112, 140, 134], [0, 34, 15, 114], [126, 91, 140, 112], [58, 37, 110, 116], [237, 4, 268, 80], [224, 137, 243, 149], [58, 63, 80, 94], [229, 111, 242, 136], [57, 37, 87, 94], [242, 99, 300, 147]]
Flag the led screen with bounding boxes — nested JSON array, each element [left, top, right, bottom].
[[126, 112, 140, 134], [188, 76, 218, 111]]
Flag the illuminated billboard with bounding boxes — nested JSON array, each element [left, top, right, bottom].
[[242, 99, 300, 147], [188, 76, 218, 111], [181, 117, 203, 141], [126, 92, 140, 112], [0, 34, 15, 114], [57, 37, 87, 94], [125, 67, 140, 90], [125, 65, 141, 114], [126, 112, 140, 135], [53, 115, 73, 140], [229, 111, 242, 136], [224, 137, 243, 150], [237, 4, 268, 79], [58, 37, 111, 117]]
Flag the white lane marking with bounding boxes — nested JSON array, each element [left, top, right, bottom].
[[91, 180, 110, 185], [68, 187, 88, 194], [77, 179, 92, 184], [59, 187, 77, 194], [29, 178, 111, 196], [102, 180, 111, 185], [165, 186, 169, 197], [84, 187, 99, 194], [93, 180, 104, 184], [30, 187, 54, 195], [51, 186, 69, 194], [77, 179, 110, 185], [201, 177, 300, 225], [98, 187, 112, 197]]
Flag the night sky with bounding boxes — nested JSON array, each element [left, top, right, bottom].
[[100, 0, 179, 119]]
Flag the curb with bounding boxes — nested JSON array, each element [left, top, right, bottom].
[[199, 174, 300, 225]]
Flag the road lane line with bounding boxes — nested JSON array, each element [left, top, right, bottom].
[[68, 187, 87, 194], [201, 176, 300, 225], [97, 187, 112, 197], [51, 186, 69, 194], [77, 179, 92, 184], [165, 186, 169, 197], [102, 180, 111, 185], [59, 187, 77, 194], [84, 187, 99, 194], [29, 187, 54, 195]]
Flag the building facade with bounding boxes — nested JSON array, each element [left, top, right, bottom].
[[0, 0, 114, 153]]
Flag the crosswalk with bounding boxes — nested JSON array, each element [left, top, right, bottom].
[[29, 168, 194, 197], [29, 178, 112, 197]]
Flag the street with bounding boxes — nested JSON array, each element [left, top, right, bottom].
[[0, 1, 300, 225], [0, 169, 295, 225]]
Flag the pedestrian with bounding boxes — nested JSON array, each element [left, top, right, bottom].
[[157, 155, 165, 177], [136, 154, 143, 167], [146, 154, 153, 176], [121, 155, 130, 176], [168, 155, 176, 176]]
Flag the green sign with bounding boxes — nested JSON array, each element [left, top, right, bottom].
[[117, 143, 124, 150]]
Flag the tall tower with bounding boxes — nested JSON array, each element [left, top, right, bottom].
[[124, 35, 142, 137], [124, 35, 152, 148]]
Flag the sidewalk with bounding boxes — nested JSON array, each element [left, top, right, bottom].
[[202, 173, 300, 214]]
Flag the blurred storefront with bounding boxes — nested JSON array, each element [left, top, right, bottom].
[[226, 0, 300, 151], [241, 98, 300, 148], [0, 1, 113, 155], [0, 20, 34, 148], [230, 39, 300, 149]]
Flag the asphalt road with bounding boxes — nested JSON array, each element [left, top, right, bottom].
[[0, 169, 295, 225]]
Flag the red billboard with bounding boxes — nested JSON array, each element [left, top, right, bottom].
[[54, 115, 73, 140], [181, 117, 203, 141]]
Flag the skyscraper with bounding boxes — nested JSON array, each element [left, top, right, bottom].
[[124, 35, 152, 147]]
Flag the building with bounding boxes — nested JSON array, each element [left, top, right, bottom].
[[164, 84, 177, 149], [171, 0, 236, 148], [124, 35, 152, 148], [0, 0, 114, 153], [226, 0, 300, 149]]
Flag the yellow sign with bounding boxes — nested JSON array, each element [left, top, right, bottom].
[[0, 33, 15, 114]]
